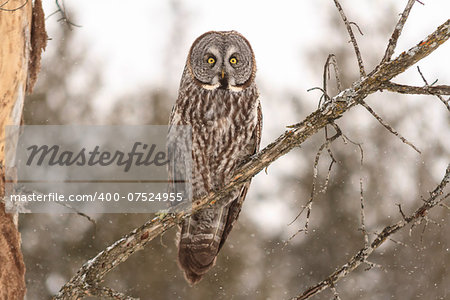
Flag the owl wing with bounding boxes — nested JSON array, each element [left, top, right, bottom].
[[167, 108, 191, 208], [218, 101, 262, 251]]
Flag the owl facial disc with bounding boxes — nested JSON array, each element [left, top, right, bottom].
[[188, 31, 256, 92]]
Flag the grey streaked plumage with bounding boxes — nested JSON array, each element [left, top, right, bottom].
[[169, 31, 262, 285]]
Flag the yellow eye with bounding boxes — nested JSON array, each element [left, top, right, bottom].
[[230, 57, 238, 64], [207, 57, 216, 64]]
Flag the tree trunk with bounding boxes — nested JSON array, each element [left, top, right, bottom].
[[0, 1, 35, 298]]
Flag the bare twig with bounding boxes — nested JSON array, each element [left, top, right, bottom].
[[329, 55, 343, 93], [287, 124, 347, 248], [339, 132, 370, 248], [359, 177, 369, 246], [306, 87, 330, 110], [379, 82, 450, 96], [381, 0, 416, 63], [320, 126, 340, 195], [416, 66, 450, 112], [359, 100, 421, 154], [409, 217, 422, 236], [417, 216, 442, 244], [318, 150, 336, 195], [370, 230, 409, 248], [288, 128, 341, 237], [292, 165, 450, 300], [424, 216, 441, 227], [320, 54, 343, 107], [12, 186, 97, 227], [396, 203, 407, 220], [330, 283, 341, 300], [349, 21, 364, 36], [54, 20, 450, 300], [310, 53, 344, 205], [344, 135, 368, 245], [388, 237, 408, 248], [87, 286, 139, 300], [282, 227, 307, 249], [364, 260, 384, 271], [50, 0, 81, 29], [284, 128, 341, 248], [333, 0, 366, 77], [439, 202, 450, 211]]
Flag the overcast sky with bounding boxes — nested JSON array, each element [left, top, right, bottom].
[[42, 0, 449, 108]]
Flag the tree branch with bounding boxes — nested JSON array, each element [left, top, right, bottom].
[[292, 164, 450, 300], [379, 82, 450, 95], [381, 0, 416, 63], [53, 18, 450, 300], [416, 66, 450, 112], [333, 0, 366, 77], [359, 99, 421, 153]]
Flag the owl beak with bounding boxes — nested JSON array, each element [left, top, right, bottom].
[[218, 69, 228, 89]]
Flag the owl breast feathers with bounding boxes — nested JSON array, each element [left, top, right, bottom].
[[168, 30, 262, 285]]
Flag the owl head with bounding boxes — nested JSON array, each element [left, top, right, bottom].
[[187, 31, 256, 92]]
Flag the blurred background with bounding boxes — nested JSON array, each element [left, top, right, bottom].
[[21, 0, 449, 299]]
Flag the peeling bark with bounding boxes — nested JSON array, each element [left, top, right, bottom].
[[0, 0, 47, 298]]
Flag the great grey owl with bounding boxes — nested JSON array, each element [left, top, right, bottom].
[[168, 31, 262, 285]]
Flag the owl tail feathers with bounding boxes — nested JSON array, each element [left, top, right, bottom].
[[177, 245, 218, 285]]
